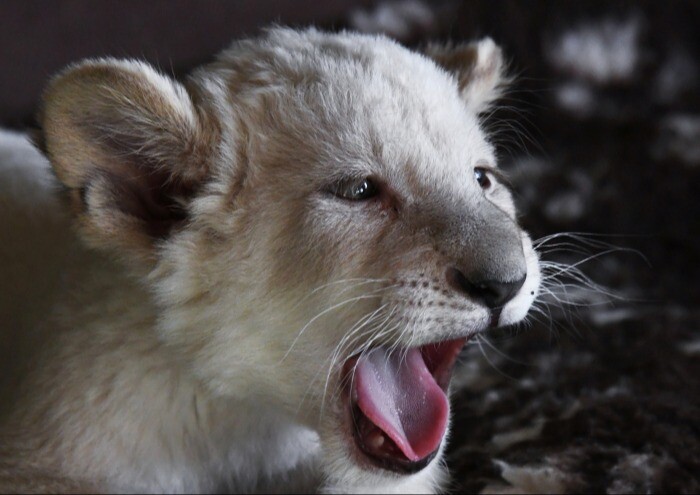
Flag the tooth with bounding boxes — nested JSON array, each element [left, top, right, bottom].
[[369, 432, 385, 449]]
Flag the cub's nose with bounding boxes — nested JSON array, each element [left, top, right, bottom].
[[446, 267, 526, 309]]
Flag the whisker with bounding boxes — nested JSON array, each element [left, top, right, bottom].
[[282, 283, 398, 362], [478, 333, 532, 367], [474, 336, 519, 381], [319, 304, 396, 415]]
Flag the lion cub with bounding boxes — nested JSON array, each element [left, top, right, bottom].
[[0, 28, 540, 493]]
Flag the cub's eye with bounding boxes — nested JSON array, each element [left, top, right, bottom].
[[474, 167, 492, 189], [332, 177, 379, 201]]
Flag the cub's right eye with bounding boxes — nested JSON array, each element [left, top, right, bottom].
[[331, 177, 379, 201]]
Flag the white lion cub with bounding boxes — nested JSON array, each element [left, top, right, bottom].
[[0, 28, 540, 493]]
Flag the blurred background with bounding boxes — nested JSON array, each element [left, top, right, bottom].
[[1, 1, 698, 492]]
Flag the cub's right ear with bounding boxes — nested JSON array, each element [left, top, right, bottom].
[[40, 59, 218, 263]]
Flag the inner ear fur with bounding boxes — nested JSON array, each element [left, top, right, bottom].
[[39, 59, 217, 258], [425, 38, 508, 114]]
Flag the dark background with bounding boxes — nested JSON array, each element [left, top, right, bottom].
[[2, 1, 698, 492], [0, 0, 357, 126]]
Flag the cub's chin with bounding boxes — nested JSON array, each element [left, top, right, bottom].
[[336, 337, 469, 476]]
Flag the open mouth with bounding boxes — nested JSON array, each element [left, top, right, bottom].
[[344, 338, 468, 474]]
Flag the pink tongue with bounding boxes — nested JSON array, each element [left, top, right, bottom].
[[354, 348, 449, 462]]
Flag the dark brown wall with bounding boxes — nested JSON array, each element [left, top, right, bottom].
[[0, 0, 364, 127]]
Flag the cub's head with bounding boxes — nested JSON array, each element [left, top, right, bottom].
[[40, 28, 540, 492]]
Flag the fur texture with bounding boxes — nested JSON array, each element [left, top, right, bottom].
[[0, 28, 540, 493]]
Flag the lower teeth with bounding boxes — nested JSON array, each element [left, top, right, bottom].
[[368, 431, 385, 449]]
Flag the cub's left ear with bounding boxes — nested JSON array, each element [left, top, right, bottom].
[[425, 38, 508, 114], [39, 59, 217, 263]]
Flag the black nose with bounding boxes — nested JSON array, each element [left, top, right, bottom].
[[446, 267, 526, 309]]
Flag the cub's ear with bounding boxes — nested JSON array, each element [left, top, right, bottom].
[[425, 38, 507, 114], [40, 59, 217, 261]]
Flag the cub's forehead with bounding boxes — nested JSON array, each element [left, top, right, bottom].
[[213, 28, 495, 188]]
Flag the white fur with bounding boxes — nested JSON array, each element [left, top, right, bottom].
[[0, 28, 540, 493], [0, 132, 73, 353]]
